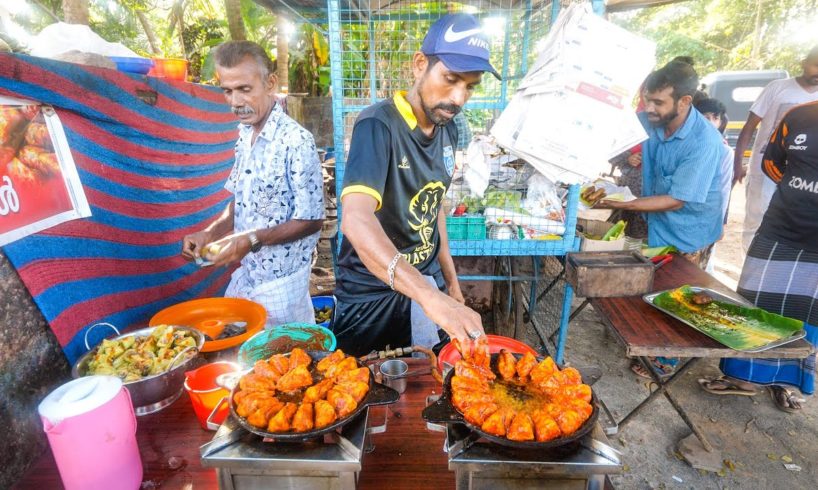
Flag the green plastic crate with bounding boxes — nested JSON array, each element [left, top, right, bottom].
[[446, 216, 487, 240]]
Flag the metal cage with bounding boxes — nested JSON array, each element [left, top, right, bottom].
[[325, 0, 581, 257]]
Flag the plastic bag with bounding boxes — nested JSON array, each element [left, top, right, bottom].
[[522, 174, 564, 222]]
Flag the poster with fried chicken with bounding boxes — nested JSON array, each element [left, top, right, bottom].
[[0, 96, 90, 246]]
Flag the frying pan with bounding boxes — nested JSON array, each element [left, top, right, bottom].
[[422, 353, 599, 450], [228, 350, 400, 442]]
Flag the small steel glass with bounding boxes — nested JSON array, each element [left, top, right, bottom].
[[379, 359, 408, 394]]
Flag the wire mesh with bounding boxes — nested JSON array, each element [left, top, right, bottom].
[[527, 256, 569, 358], [327, 0, 580, 256]]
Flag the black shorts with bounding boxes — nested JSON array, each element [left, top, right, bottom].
[[332, 273, 447, 356]]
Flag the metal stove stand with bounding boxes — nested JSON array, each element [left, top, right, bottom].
[[200, 409, 370, 490], [445, 422, 622, 490]]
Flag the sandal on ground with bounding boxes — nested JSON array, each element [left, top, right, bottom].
[[697, 376, 757, 396], [768, 386, 805, 413], [630, 358, 674, 380]]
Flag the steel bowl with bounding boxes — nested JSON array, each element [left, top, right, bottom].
[[72, 325, 205, 416]]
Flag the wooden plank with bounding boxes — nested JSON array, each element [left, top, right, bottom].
[[15, 359, 454, 490], [590, 258, 813, 359]]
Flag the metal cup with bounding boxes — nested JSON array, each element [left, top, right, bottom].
[[379, 359, 408, 394]]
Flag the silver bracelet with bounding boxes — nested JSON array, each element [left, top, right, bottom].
[[387, 252, 402, 290]]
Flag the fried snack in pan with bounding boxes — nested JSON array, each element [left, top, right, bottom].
[[461, 401, 499, 426], [266, 402, 298, 432], [325, 356, 357, 378], [507, 412, 535, 442], [231, 349, 375, 436], [247, 397, 285, 428], [333, 380, 369, 403], [268, 354, 290, 376], [276, 365, 313, 392], [515, 352, 538, 380], [448, 341, 595, 442], [334, 366, 369, 384], [292, 402, 314, 433], [497, 349, 517, 380], [253, 359, 284, 382], [327, 389, 358, 418], [450, 375, 489, 394], [288, 347, 312, 370], [316, 349, 345, 372], [303, 378, 334, 403], [314, 399, 338, 428]]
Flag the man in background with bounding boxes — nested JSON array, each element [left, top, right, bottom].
[[734, 45, 818, 252]]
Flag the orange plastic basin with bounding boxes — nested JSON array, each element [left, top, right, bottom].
[[149, 297, 266, 352]]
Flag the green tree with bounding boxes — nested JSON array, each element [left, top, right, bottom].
[[611, 0, 818, 76]]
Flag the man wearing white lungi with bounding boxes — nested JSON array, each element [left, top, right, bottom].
[[182, 41, 324, 326]]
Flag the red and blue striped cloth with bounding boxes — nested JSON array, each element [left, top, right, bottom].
[[0, 54, 238, 363]]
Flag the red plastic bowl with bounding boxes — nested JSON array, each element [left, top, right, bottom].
[[437, 334, 539, 373]]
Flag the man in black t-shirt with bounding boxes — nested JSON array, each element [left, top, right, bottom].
[[333, 13, 500, 356], [757, 99, 818, 247]]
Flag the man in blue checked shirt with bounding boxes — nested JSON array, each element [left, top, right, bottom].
[[600, 60, 728, 269]]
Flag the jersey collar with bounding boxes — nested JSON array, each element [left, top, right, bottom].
[[393, 91, 418, 130]]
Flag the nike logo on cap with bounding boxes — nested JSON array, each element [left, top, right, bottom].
[[444, 25, 483, 43]]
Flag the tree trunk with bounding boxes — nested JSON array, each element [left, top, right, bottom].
[[225, 0, 246, 41], [136, 11, 162, 55], [750, 0, 764, 70], [62, 0, 89, 25], [276, 15, 289, 92]]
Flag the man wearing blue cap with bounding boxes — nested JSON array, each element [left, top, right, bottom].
[[332, 13, 500, 356]]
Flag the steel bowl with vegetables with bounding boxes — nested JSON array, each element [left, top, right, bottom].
[[72, 324, 204, 415]]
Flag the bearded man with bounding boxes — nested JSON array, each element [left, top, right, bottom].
[[600, 60, 728, 269], [332, 13, 498, 356]]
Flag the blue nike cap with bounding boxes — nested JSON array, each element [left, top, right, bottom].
[[421, 13, 501, 80]]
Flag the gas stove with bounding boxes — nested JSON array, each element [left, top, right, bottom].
[[441, 412, 622, 490], [200, 408, 378, 490]]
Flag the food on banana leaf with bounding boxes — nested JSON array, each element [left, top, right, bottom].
[[652, 286, 804, 351]]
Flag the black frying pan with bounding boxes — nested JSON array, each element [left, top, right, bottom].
[[422, 353, 599, 450], [229, 350, 400, 441]]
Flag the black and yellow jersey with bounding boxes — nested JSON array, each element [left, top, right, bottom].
[[335, 92, 458, 302], [759, 100, 818, 251]]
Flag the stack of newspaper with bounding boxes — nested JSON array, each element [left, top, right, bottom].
[[490, 3, 656, 183]]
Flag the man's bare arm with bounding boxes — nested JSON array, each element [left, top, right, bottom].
[[733, 112, 762, 185]]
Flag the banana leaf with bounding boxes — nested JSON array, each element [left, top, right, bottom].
[[652, 285, 804, 351]]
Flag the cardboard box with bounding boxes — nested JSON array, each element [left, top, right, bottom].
[[577, 218, 626, 252]]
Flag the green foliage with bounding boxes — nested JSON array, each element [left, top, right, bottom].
[[89, 1, 146, 56], [289, 23, 330, 96], [611, 0, 818, 76]]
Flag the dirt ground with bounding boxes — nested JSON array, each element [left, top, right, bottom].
[[566, 180, 818, 489]]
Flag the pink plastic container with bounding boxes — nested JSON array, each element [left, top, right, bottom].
[[38, 376, 143, 490]]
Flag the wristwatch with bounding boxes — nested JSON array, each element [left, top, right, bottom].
[[247, 231, 262, 253]]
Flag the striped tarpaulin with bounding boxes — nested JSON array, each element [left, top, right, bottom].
[[0, 54, 238, 363]]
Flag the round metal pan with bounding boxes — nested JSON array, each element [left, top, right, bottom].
[[422, 353, 599, 450], [229, 350, 400, 442]]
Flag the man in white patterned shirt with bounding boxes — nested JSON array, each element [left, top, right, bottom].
[[182, 41, 324, 326]]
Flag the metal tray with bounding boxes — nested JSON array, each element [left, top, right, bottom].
[[643, 287, 806, 353]]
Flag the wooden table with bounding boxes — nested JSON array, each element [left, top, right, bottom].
[[580, 257, 813, 454], [16, 359, 454, 490]]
